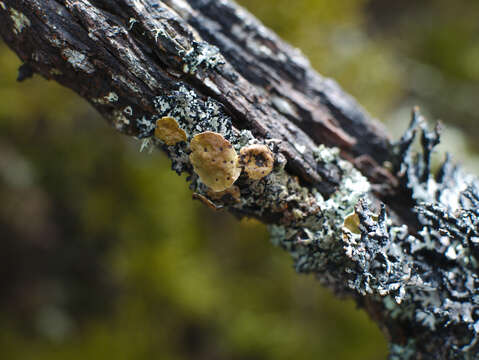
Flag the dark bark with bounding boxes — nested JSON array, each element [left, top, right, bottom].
[[1, 1, 478, 358]]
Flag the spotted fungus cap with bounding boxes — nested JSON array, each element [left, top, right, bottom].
[[189, 132, 241, 192], [239, 144, 274, 180]]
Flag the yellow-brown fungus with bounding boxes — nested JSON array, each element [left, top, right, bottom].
[[189, 132, 241, 192], [154, 116, 187, 145], [239, 144, 274, 180]]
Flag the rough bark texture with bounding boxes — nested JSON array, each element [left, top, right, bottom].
[[1, 0, 478, 358]]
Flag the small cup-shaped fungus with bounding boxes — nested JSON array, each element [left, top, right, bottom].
[[239, 144, 274, 180], [154, 116, 187, 145], [189, 131, 241, 192]]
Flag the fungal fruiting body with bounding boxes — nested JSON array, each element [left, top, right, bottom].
[[154, 116, 187, 145], [189, 132, 241, 192], [239, 144, 274, 180]]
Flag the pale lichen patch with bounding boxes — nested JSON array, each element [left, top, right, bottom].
[[106, 92, 119, 103], [181, 41, 224, 74], [10, 8, 31, 35], [61, 48, 95, 74], [152, 27, 168, 43], [137, 116, 156, 138], [110, 109, 130, 131], [154, 116, 187, 146], [123, 106, 133, 116], [128, 18, 137, 30], [189, 132, 241, 192], [293, 143, 306, 154], [92, 92, 119, 105]]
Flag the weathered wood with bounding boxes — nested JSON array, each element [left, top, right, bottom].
[[1, 1, 478, 358]]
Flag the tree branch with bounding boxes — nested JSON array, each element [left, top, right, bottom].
[[1, 0, 478, 358]]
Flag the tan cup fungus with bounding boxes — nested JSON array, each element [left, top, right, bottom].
[[154, 116, 187, 145], [239, 144, 274, 180], [189, 132, 241, 192]]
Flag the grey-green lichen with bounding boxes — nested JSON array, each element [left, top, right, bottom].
[[389, 339, 417, 360], [134, 81, 478, 357], [123, 106, 133, 116], [269, 144, 371, 276], [271, 108, 479, 358], [128, 84, 240, 176], [61, 48, 95, 74], [180, 41, 224, 75], [137, 84, 324, 221], [92, 92, 119, 105], [128, 17, 137, 31], [110, 109, 131, 131], [348, 109, 479, 358], [10, 8, 31, 35]]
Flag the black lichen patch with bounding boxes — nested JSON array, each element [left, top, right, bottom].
[[359, 108, 479, 357], [272, 108, 479, 358], [180, 41, 224, 74]]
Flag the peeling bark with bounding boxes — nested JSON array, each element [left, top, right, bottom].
[[1, 1, 478, 358]]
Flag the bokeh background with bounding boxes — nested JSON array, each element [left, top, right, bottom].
[[1, 0, 478, 359]]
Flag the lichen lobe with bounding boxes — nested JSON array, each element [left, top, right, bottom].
[[10, 8, 31, 35]]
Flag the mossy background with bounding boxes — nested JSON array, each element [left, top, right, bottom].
[[1, 1, 478, 359]]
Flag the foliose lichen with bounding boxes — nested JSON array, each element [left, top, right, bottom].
[[139, 80, 478, 357], [270, 108, 479, 358], [346, 109, 479, 357], [269, 144, 370, 277], [180, 41, 224, 74], [10, 8, 31, 35], [92, 92, 119, 105], [61, 48, 95, 74], [142, 84, 324, 224]]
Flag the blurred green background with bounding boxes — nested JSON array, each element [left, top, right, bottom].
[[1, 0, 478, 359]]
